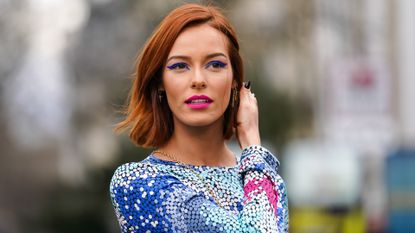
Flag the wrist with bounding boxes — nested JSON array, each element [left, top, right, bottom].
[[237, 128, 261, 149]]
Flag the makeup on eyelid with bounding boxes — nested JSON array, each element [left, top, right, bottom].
[[167, 62, 188, 70], [166, 61, 227, 70], [207, 61, 227, 68]]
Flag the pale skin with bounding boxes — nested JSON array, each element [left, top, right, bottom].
[[155, 24, 260, 167]]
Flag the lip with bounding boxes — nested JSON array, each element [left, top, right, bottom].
[[185, 95, 213, 109]]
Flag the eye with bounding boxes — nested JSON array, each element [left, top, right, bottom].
[[206, 60, 227, 69], [167, 62, 189, 70]]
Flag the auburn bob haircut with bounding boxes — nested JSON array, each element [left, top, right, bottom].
[[115, 3, 244, 148]]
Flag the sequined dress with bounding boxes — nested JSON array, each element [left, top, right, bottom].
[[109, 145, 289, 232]]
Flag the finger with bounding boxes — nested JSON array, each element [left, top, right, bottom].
[[239, 86, 250, 100], [244, 81, 251, 89], [240, 88, 256, 104], [251, 95, 257, 103]]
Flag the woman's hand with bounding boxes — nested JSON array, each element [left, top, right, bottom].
[[234, 81, 261, 149]]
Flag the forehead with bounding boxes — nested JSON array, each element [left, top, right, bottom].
[[168, 24, 229, 57]]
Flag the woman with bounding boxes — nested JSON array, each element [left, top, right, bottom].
[[110, 3, 288, 232]]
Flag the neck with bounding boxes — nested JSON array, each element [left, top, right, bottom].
[[158, 117, 235, 167]]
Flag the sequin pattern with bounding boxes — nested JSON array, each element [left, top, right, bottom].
[[110, 145, 289, 232]]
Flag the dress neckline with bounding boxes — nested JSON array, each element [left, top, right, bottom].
[[147, 153, 240, 170]]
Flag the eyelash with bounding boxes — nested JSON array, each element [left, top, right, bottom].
[[207, 60, 227, 69], [167, 62, 188, 70], [166, 61, 227, 70]]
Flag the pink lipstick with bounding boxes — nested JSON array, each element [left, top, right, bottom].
[[185, 95, 213, 109]]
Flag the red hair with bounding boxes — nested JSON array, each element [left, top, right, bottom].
[[115, 3, 244, 148]]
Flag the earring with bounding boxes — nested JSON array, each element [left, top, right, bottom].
[[158, 90, 164, 103], [231, 88, 238, 108]]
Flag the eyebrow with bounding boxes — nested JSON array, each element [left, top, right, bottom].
[[166, 53, 227, 63]]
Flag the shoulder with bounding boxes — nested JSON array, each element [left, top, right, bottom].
[[109, 161, 191, 231], [110, 162, 149, 187], [111, 161, 152, 179], [109, 161, 186, 200], [110, 161, 167, 189]]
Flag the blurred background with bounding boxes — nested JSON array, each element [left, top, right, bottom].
[[1, 0, 414, 232]]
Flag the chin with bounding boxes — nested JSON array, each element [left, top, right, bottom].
[[184, 119, 218, 127], [174, 114, 224, 128]]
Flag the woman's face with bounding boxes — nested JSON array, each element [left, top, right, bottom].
[[162, 23, 234, 129]]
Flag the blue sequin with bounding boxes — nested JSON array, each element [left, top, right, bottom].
[[110, 145, 289, 232]]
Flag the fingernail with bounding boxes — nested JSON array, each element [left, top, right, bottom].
[[244, 81, 251, 89]]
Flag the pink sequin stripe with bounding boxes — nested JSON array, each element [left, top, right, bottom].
[[244, 177, 278, 215]]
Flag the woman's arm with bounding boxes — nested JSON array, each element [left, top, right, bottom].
[[239, 145, 289, 232], [109, 146, 288, 233]]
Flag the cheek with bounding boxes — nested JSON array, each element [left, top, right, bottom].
[[163, 73, 185, 98], [219, 73, 234, 107], [162, 75, 179, 108], [165, 87, 181, 107]]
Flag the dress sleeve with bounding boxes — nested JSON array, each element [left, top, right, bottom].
[[239, 145, 289, 232], [109, 145, 288, 233]]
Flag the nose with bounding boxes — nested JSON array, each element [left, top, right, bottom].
[[191, 81, 206, 89], [191, 69, 207, 89]]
